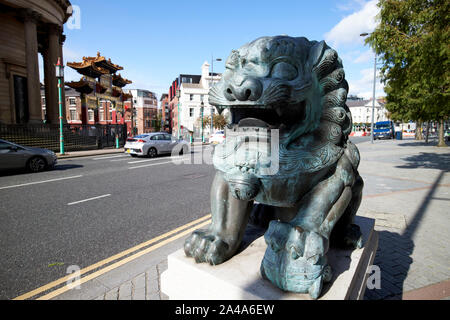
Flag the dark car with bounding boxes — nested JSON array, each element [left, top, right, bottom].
[[0, 139, 57, 172]]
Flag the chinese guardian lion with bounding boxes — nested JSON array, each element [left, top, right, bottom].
[[184, 35, 364, 299]]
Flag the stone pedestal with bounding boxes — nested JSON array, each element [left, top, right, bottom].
[[161, 216, 378, 300]]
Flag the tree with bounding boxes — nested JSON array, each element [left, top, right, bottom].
[[366, 0, 449, 146], [154, 113, 162, 132], [195, 113, 229, 131]]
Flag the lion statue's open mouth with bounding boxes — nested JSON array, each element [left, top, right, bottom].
[[184, 35, 364, 299]]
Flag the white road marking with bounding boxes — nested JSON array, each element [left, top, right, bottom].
[[67, 194, 111, 206], [0, 175, 83, 190], [110, 157, 134, 162], [127, 155, 189, 164], [128, 161, 176, 170], [92, 155, 127, 160]]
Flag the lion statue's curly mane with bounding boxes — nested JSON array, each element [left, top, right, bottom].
[[184, 36, 364, 299]]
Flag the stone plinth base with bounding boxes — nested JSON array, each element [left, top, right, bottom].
[[161, 216, 378, 300]]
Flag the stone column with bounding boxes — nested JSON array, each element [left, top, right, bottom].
[[21, 9, 42, 123], [43, 24, 62, 124]]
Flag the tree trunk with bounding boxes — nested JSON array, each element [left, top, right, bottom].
[[416, 121, 423, 140], [425, 121, 430, 144], [437, 118, 447, 147]]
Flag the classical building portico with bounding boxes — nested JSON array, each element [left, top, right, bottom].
[[0, 0, 72, 124]]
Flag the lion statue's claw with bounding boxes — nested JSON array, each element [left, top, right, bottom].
[[184, 230, 231, 266]]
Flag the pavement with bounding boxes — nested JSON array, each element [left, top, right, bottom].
[[29, 138, 450, 300], [57, 147, 125, 159], [55, 141, 210, 159]]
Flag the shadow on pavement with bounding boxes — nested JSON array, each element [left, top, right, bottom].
[[396, 153, 450, 171], [53, 164, 84, 171], [0, 164, 83, 177], [364, 170, 445, 300], [397, 139, 449, 148]]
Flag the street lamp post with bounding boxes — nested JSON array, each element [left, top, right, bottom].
[[360, 32, 376, 144], [210, 56, 222, 139], [201, 101, 204, 143], [55, 57, 65, 154], [176, 88, 181, 140]]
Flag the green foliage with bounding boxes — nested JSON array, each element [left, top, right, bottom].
[[366, 0, 449, 125], [196, 113, 229, 130]]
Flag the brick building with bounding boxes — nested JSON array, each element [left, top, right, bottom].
[[160, 93, 170, 132], [125, 89, 158, 135]]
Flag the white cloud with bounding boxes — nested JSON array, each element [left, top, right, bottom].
[[63, 47, 82, 62], [353, 49, 373, 63], [335, 0, 367, 12], [348, 67, 385, 99], [325, 0, 379, 48]]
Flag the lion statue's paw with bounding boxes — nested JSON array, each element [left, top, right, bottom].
[[261, 220, 332, 299], [184, 229, 231, 265]]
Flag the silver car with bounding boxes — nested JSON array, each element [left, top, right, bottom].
[[124, 132, 190, 158], [0, 139, 57, 172]]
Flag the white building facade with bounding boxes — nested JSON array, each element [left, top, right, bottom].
[[347, 99, 389, 130], [178, 62, 229, 141]]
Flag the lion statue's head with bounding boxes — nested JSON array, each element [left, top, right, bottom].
[[210, 35, 352, 140], [209, 35, 354, 201]]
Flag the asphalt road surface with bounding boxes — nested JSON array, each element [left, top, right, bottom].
[[0, 145, 216, 300], [0, 137, 370, 300]]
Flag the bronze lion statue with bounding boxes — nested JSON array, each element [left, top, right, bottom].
[[184, 35, 363, 299]]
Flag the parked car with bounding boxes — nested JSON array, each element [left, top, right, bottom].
[[0, 139, 57, 172], [124, 132, 190, 157], [445, 129, 450, 141], [373, 121, 395, 140], [209, 130, 225, 144]]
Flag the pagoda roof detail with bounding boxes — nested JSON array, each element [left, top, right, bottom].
[[67, 52, 124, 77], [112, 73, 132, 87], [67, 59, 109, 78], [112, 86, 123, 97], [65, 79, 94, 94], [90, 52, 124, 73], [96, 82, 107, 94], [122, 92, 133, 101]]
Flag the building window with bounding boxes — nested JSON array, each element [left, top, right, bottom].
[[145, 120, 151, 128], [70, 109, 77, 121], [109, 110, 113, 121], [88, 110, 94, 121], [99, 108, 104, 121], [69, 97, 76, 106], [190, 94, 194, 101], [42, 97, 46, 106], [211, 108, 215, 115], [189, 108, 194, 117], [200, 95, 204, 102]]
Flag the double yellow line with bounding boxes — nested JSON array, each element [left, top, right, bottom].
[[13, 214, 211, 300]]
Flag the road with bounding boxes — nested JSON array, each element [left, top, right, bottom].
[[0, 145, 217, 300], [0, 136, 370, 300]]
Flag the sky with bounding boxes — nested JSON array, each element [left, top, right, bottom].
[[56, 0, 385, 104]]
